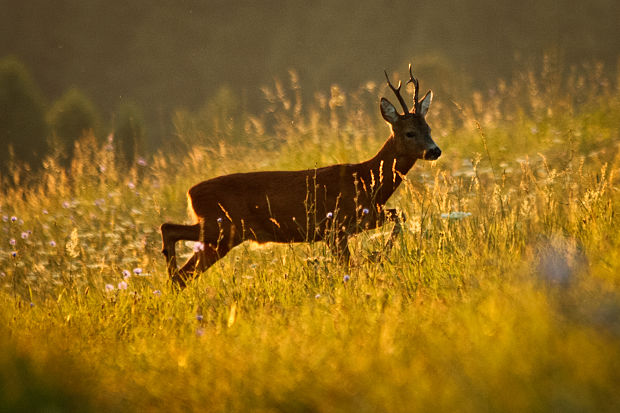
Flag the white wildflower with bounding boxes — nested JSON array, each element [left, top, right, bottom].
[[441, 211, 472, 220]]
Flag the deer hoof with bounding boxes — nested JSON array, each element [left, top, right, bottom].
[[171, 274, 187, 290]]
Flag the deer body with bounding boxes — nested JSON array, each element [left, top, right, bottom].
[[161, 66, 440, 287]]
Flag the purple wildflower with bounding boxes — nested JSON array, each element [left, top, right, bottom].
[[193, 242, 205, 252]]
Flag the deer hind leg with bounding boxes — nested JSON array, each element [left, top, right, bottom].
[[173, 224, 238, 288], [173, 243, 230, 288], [160, 222, 201, 278]]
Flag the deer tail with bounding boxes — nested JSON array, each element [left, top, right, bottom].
[[187, 192, 199, 223]]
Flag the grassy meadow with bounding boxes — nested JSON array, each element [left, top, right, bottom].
[[1, 63, 620, 412]]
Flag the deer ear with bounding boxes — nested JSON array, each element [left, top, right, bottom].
[[380, 98, 400, 124], [418, 90, 433, 116]]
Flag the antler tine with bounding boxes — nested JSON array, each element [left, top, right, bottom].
[[384, 69, 409, 114], [407, 63, 419, 113]]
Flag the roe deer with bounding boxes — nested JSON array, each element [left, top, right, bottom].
[[161, 65, 441, 288]]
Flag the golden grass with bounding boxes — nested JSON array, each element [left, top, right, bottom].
[[1, 63, 619, 412]]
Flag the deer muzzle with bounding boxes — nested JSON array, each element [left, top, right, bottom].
[[424, 146, 442, 160]]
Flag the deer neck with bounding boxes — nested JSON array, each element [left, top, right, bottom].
[[360, 135, 416, 205]]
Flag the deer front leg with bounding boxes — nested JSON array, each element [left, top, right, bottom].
[[327, 232, 351, 267], [367, 208, 405, 262], [384, 208, 406, 255]]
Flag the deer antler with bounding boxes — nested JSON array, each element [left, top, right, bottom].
[[407, 63, 420, 113], [384, 70, 409, 114]]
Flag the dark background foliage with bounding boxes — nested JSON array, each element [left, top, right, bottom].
[[1, 0, 619, 148]]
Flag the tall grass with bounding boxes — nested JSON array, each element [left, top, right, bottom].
[[1, 62, 619, 412]]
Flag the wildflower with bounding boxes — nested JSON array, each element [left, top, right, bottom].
[[118, 281, 128, 290], [21, 232, 29, 239], [9, 238, 16, 246], [343, 274, 350, 282], [137, 157, 147, 166], [196, 314, 204, 322], [122, 269, 131, 279], [49, 240, 57, 247], [42, 209, 48, 215], [62, 201, 70, 208], [441, 211, 472, 220], [0, 272, 6, 277], [217, 217, 223, 223], [153, 290, 162, 296], [127, 182, 135, 190], [326, 211, 333, 219], [315, 294, 321, 299], [133, 267, 143, 275], [362, 208, 369, 215], [11, 216, 17, 222], [2, 215, 7, 222], [193, 242, 205, 252], [196, 327, 205, 337], [105, 283, 115, 292], [10, 251, 17, 258], [29, 302, 35, 308]]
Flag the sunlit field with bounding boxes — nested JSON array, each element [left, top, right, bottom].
[[1, 63, 619, 412]]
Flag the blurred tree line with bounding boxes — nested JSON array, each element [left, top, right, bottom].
[[0, 0, 618, 170], [0, 56, 144, 178]]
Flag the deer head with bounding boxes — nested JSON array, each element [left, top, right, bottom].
[[380, 64, 441, 161]]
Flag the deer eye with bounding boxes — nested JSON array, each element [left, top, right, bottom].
[[405, 132, 416, 138]]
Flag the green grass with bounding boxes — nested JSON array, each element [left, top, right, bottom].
[[1, 65, 619, 412]]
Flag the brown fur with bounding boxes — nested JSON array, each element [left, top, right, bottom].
[[161, 68, 440, 288]]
